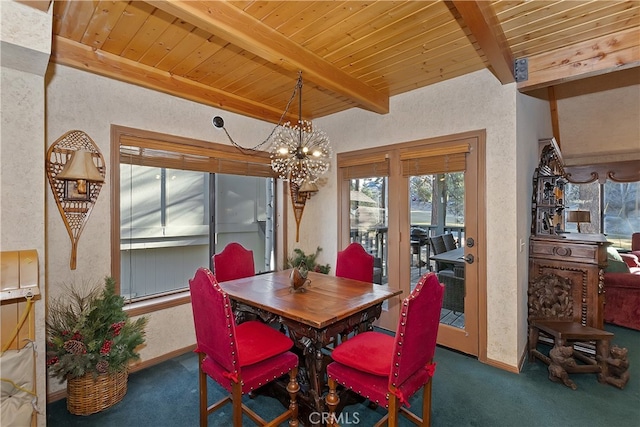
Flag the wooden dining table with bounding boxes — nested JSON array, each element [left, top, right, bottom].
[[217, 269, 402, 423]]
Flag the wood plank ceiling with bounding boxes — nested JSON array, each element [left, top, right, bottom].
[[48, 1, 640, 124]]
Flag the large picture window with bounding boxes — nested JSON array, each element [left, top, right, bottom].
[[565, 180, 639, 248], [112, 126, 276, 307]]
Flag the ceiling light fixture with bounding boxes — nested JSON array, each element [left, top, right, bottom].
[[212, 72, 331, 242], [212, 71, 331, 186]]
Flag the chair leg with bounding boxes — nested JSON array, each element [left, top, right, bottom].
[[287, 367, 300, 427], [422, 381, 432, 427], [388, 393, 399, 427], [232, 381, 243, 426], [326, 378, 340, 427], [198, 353, 207, 427]]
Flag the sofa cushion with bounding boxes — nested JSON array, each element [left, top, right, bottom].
[[605, 247, 630, 273], [604, 272, 640, 331], [620, 253, 640, 268]]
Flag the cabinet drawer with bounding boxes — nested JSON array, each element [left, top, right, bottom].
[[530, 240, 599, 264]]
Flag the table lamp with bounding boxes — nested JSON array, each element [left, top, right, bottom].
[[567, 210, 591, 233]]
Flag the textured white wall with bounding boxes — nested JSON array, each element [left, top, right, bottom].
[[0, 0, 51, 75], [514, 93, 553, 363], [0, 2, 52, 425], [44, 64, 274, 396]]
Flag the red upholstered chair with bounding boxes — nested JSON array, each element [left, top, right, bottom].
[[213, 243, 255, 282], [326, 272, 444, 427], [189, 268, 299, 426], [336, 242, 374, 283]]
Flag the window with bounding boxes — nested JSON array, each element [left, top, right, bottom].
[[112, 126, 276, 306], [120, 165, 210, 299], [565, 180, 639, 249]]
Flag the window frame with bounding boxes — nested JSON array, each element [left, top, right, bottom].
[[110, 125, 274, 316], [564, 180, 639, 248]]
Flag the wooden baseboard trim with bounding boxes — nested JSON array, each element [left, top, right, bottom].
[[484, 356, 520, 374], [46, 344, 196, 403]]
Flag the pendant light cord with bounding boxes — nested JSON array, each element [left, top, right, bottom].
[[214, 72, 304, 154]]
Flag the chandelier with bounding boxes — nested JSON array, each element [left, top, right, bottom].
[[212, 72, 331, 242], [269, 75, 331, 186], [212, 72, 331, 187]]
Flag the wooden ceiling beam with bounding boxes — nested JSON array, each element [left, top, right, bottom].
[[15, 1, 51, 12], [517, 27, 640, 91], [50, 36, 297, 124], [146, 0, 389, 115], [449, 0, 515, 84]]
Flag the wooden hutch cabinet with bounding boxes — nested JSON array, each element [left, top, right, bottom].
[[529, 233, 609, 329], [528, 138, 609, 329]]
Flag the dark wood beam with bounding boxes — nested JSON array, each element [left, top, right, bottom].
[[50, 36, 297, 124], [146, 0, 389, 115], [450, 0, 514, 84], [518, 27, 640, 91]]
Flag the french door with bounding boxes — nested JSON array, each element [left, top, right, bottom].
[[338, 132, 485, 357]]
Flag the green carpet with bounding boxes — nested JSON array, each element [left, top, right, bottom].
[[47, 324, 639, 426]]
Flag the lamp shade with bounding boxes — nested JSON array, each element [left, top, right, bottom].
[[567, 210, 591, 224], [298, 180, 319, 193], [57, 150, 104, 182]]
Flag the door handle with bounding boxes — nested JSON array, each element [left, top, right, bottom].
[[458, 254, 475, 264]]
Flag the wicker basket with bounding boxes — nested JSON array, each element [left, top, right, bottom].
[[67, 370, 128, 415]]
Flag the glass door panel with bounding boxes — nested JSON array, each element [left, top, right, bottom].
[[349, 177, 388, 286], [409, 172, 466, 329]]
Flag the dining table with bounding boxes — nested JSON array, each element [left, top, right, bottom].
[[217, 269, 402, 424]]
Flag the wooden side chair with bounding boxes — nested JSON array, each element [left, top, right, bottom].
[[213, 242, 255, 282], [189, 268, 299, 426], [333, 242, 375, 345], [336, 242, 374, 283], [326, 272, 444, 427], [213, 243, 260, 323]]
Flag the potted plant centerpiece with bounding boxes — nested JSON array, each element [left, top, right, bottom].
[[286, 246, 331, 274], [46, 277, 147, 415]]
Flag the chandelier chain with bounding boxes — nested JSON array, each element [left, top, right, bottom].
[[223, 72, 304, 154]]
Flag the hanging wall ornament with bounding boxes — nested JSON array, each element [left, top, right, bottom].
[[46, 130, 106, 270], [290, 179, 318, 242]]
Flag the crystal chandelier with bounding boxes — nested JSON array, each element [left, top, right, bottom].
[[269, 75, 331, 186], [212, 72, 330, 242], [212, 72, 331, 187]]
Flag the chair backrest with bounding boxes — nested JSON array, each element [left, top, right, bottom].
[[389, 272, 444, 387], [336, 242, 374, 282], [632, 233, 640, 251], [443, 233, 457, 251], [189, 268, 239, 374], [429, 235, 447, 255], [213, 242, 255, 282]]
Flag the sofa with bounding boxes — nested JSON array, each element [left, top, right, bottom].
[[632, 232, 640, 259], [603, 246, 640, 331]]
